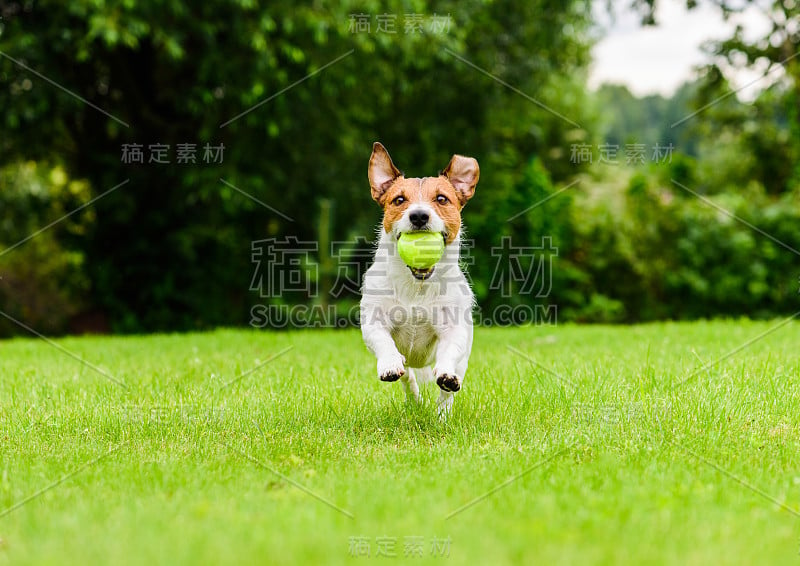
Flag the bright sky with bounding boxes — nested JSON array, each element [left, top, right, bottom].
[[589, 0, 774, 100]]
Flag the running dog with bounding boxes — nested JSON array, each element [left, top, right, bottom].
[[360, 142, 479, 415]]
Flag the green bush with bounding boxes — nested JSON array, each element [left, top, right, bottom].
[[566, 172, 800, 322], [0, 163, 91, 336]]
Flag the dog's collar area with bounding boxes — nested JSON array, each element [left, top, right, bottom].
[[409, 266, 434, 280]]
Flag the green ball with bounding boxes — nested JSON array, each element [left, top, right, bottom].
[[397, 231, 445, 269]]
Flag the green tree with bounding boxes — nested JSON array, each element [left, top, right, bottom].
[[632, 0, 800, 191], [0, 0, 594, 332]]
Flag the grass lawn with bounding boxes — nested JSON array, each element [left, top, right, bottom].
[[1, 321, 799, 565]]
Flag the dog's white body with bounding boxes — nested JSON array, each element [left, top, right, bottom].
[[361, 228, 474, 413], [360, 143, 479, 415]]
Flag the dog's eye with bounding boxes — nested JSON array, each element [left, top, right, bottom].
[[436, 195, 449, 205], [392, 196, 406, 206]]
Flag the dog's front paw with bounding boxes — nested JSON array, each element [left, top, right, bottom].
[[436, 372, 461, 392], [377, 355, 405, 382]]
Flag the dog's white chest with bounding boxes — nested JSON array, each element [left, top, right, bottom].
[[390, 313, 438, 368]]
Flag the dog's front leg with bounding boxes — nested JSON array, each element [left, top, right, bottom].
[[361, 309, 405, 382], [433, 320, 471, 395]]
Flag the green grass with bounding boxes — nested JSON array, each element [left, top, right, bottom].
[[1, 321, 799, 565]]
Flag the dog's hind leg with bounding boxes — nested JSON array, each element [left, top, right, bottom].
[[436, 390, 454, 417], [402, 369, 421, 403]]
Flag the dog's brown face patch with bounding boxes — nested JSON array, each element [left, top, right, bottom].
[[380, 177, 413, 234], [423, 177, 462, 244], [380, 177, 463, 243], [368, 143, 479, 245]]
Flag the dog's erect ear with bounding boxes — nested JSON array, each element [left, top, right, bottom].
[[442, 154, 479, 205], [368, 142, 402, 204]]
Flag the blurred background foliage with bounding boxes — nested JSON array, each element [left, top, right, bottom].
[[0, 0, 798, 335]]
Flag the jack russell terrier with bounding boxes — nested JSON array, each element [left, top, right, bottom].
[[360, 142, 479, 415]]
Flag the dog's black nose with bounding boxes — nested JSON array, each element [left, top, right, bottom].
[[409, 210, 429, 228]]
